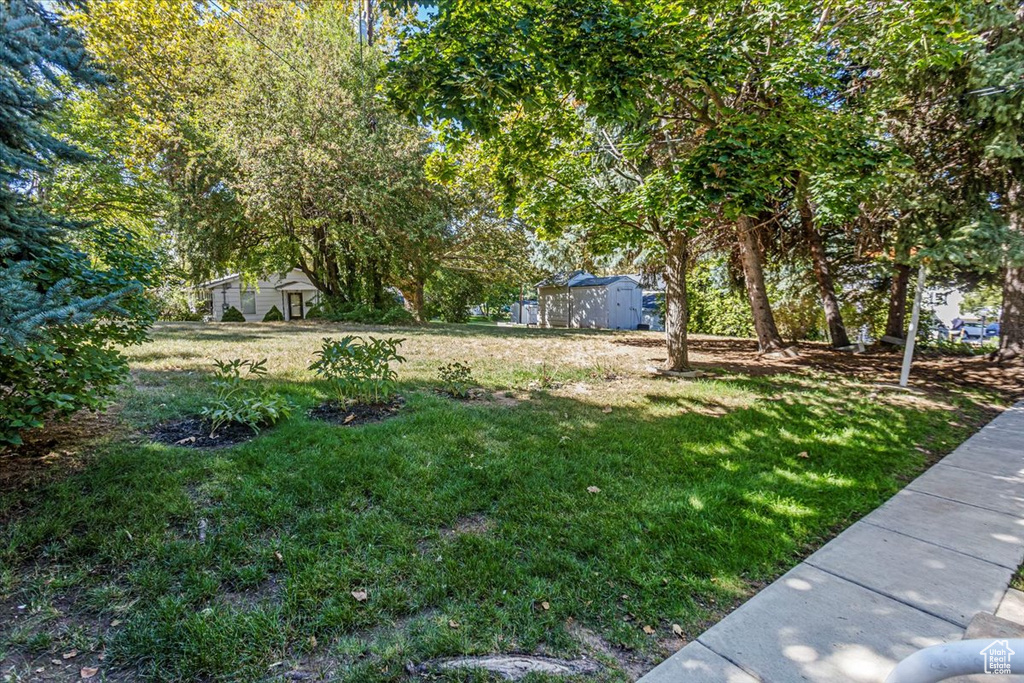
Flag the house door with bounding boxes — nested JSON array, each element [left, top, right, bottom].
[[288, 293, 304, 320]]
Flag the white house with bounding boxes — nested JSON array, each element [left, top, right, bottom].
[[200, 270, 322, 322], [537, 271, 643, 330]]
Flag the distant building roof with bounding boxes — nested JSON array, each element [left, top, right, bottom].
[[199, 273, 241, 288], [642, 293, 663, 309]]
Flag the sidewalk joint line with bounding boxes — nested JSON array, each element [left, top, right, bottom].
[[803, 562, 966, 629], [935, 460, 1022, 477], [901, 486, 1024, 520], [694, 636, 766, 682], [855, 519, 1017, 570]]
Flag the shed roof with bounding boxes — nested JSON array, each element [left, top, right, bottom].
[[571, 276, 635, 289], [536, 270, 592, 288]]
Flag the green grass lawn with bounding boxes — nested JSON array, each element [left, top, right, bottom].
[[0, 322, 1005, 682]]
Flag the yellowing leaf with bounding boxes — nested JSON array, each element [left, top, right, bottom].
[[642, 625, 656, 635], [81, 667, 99, 679]]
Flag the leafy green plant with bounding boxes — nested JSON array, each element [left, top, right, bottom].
[[917, 338, 993, 357], [262, 305, 284, 322], [305, 297, 410, 325], [149, 285, 206, 322], [437, 361, 474, 398], [309, 336, 406, 405], [221, 306, 246, 322], [199, 358, 292, 436], [380, 306, 414, 325]]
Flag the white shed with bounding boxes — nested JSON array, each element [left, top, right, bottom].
[[200, 270, 322, 322], [510, 300, 539, 325], [537, 272, 643, 330]]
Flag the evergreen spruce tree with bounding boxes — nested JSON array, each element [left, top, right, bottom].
[[1, 0, 156, 446]]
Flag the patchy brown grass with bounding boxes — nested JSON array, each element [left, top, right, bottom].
[[1, 321, 1017, 683], [0, 408, 128, 501]]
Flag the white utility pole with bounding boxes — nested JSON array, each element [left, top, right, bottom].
[[899, 264, 928, 388]]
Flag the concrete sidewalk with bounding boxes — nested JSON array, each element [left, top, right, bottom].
[[640, 402, 1024, 683]]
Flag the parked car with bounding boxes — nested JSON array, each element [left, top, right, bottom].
[[958, 324, 985, 341], [954, 322, 1000, 344]]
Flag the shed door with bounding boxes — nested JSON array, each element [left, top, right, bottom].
[[613, 287, 635, 329]]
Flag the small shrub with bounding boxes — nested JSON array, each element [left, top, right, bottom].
[[221, 306, 246, 322], [263, 305, 284, 322], [917, 338, 991, 357], [309, 336, 406, 405], [437, 361, 474, 398], [381, 306, 414, 325], [150, 286, 206, 321], [200, 358, 292, 436], [305, 297, 409, 324]]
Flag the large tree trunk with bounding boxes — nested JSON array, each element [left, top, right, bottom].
[[344, 254, 359, 302], [736, 216, 787, 353], [369, 255, 387, 309], [797, 174, 850, 347], [365, 0, 376, 46], [663, 231, 690, 371], [995, 182, 1023, 361], [883, 263, 912, 342], [400, 281, 427, 323], [998, 264, 1024, 361]]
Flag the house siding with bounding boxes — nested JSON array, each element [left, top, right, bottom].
[[207, 270, 321, 322]]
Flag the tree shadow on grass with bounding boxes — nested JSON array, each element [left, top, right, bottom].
[[617, 335, 1024, 401], [0, 371, 993, 683]]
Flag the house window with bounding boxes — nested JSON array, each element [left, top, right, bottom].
[[241, 289, 257, 315]]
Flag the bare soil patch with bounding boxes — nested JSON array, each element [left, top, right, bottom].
[[441, 513, 494, 539], [308, 396, 405, 426], [148, 417, 258, 449], [569, 621, 655, 680], [0, 408, 125, 496], [618, 336, 1024, 401]]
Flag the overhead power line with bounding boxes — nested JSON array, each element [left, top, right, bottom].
[[206, 0, 302, 75]]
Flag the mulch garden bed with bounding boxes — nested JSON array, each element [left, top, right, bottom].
[[309, 396, 405, 426], [148, 417, 260, 449]]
